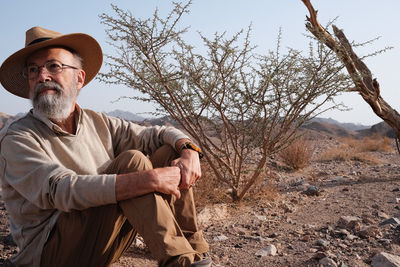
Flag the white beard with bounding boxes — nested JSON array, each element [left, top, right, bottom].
[[30, 80, 77, 122]]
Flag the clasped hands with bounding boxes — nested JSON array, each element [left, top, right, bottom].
[[154, 149, 201, 199]]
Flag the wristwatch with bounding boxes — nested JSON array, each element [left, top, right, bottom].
[[179, 142, 204, 159]]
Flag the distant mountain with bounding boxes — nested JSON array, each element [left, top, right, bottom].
[[105, 109, 146, 122], [0, 113, 20, 130], [311, 117, 370, 131], [357, 121, 396, 138], [302, 121, 355, 137], [142, 116, 180, 127]]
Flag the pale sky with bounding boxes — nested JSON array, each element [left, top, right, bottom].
[[1, 0, 399, 126]]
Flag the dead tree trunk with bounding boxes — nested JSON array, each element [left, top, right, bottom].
[[302, 0, 400, 151]]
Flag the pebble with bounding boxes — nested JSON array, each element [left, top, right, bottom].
[[331, 176, 347, 183], [319, 257, 337, 267], [255, 245, 277, 257], [337, 216, 361, 230], [303, 186, 320, 196], [379, 217, 400, 226], [255, 214, 267, 221], [317, 239, 330, 248], [371, 252, 400, 267], [213, 235, 229, 242]]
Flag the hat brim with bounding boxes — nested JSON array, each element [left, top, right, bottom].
[[0, 33, 103, 99]]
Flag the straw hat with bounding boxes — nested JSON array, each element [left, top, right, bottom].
[[0, 26, 103, 98]]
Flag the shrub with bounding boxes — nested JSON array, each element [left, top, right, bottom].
[[279, 138, 313, 170]]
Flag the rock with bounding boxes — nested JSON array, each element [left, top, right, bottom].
[[357, 225, 380, 238], [303, 186, 320, 196], [379, 217, 400, 227], [235, 227, 249, 235], [315, 252, 327, 260], [371, 252, 400, 267], [316, 239, 330, 248], [197, 204, 228, 226], [255, 245, 277, 257], [331, 176, 347, 183], [346, 234, 358, 241], [379, 239, 392, 245], [337, 216, 361, 231], [213, 235, 228, 242], [377, 212, 390, 220], [301, 235, 311, 242], [242, 235, 266, 242], [291, 179, 306, 187], [334, 228, 350, 238], [319, 257, 338, 267], [362, 216, 375, 225], [255, 214, 267, 221]]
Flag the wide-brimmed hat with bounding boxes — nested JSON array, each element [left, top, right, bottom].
[[0, 26, 103, 99]]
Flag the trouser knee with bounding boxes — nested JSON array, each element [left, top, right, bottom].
[[150, 144, 179, 168], [105, 149, 153, 174]]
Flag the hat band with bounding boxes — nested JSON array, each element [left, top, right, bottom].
[[28, 37, 53, 46]]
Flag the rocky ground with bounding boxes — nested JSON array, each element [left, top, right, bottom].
[[1, 134, 400, 266]]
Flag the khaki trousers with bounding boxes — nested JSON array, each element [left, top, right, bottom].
[[40, 145, 209, 267]]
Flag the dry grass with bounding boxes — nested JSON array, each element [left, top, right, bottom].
[[319, 135, 393, 164], [193, 162, 231, 207], [359, 135, 393, 152], [194, 162, 280, 205], [279, 138, 313, 170]]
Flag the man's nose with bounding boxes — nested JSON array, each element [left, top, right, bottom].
[[37, 66, 52, 82]]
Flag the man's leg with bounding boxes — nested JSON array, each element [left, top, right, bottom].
[[108, 150, 201, 266], [40, 150, 149, 267], [40, 204, 136, 267], [150, 145, 209, 254]]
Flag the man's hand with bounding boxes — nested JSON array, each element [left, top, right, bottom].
[[152, 167, 182, 199], [171, 149, 201, 190], [115, 166, 181, 201]]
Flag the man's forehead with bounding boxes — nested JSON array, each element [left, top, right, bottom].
[[27, 47, 74, 64]]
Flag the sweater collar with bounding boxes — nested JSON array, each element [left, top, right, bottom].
[[31, 105, 83, 135]]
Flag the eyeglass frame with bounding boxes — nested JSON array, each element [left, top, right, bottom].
[[22, 60, 79, 80]]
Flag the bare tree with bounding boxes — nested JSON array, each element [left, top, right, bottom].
[[302, 0, 400, 152], [99, 1, 353, 201]]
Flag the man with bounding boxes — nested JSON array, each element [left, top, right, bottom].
[[0, 26, 211, 267]]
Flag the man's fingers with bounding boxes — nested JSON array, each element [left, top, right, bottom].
[[173, 187, 181, 199]]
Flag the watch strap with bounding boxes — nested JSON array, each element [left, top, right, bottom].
[[179, 142, 204, 159]]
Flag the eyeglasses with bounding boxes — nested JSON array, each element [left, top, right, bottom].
[[22, 60, 78, 80]]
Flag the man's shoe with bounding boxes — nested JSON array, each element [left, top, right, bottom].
[[190, 254, 212, 267]]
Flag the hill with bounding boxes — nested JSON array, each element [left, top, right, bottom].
[[311, 117, 370, 131], [0, 113, 20, 130], [302, 121, 356, 137], [105, 109, 146, 122], [357, 121, 396, 138]]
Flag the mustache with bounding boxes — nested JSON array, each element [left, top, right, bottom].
[[33, 81, 64, 98]]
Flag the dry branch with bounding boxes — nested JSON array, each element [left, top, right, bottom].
[[302, 0, 400, 144]]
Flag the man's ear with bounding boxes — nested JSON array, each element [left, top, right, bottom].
[[77, 69, 86, 89]]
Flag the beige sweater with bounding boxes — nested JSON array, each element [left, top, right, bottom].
[[0, 107, 188, 267]]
